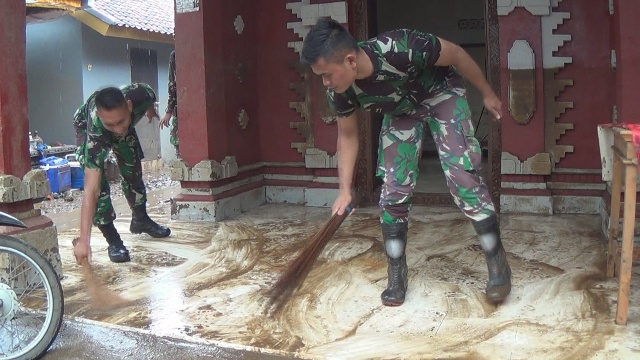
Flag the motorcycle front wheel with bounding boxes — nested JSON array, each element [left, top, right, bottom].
[[0, 235, 64, 360]]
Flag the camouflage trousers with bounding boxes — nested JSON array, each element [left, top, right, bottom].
[[377, 87, 495, 224], [169, 112, 179, 155], [78, 130, 147, 226]]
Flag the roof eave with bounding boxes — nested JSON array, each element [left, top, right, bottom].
[[26, 0, 83, 11], [71, 9, 174, 44]]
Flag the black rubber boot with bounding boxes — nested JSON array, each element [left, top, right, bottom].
[[380, 222, 409, 306], [472, 214, 512, 304], [130, 206, 171, 238], [97, 223, 130, 263]]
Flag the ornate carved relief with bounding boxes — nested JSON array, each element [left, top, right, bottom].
[[542, 0, 573, 166], [541, 3, 571, 69], [170, 157, 238, 181], [237, 109, 249, 129], [286, 0, 310, 55], [0, 170, 50, 203], [289, 62, 313, 154], [234, 15, 245, 35], [544, 69, 573, 165], [502, 0, 572, 173], [497, 0, 551, 16], [508, 40, 536, 124], [286, 1, 348, 55], [502, 152, 552, 174], [305, 147, 338, 168], [286, 0, 346, 167]]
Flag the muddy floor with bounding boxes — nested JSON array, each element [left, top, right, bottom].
[[44, 318, 291, 360], [51, 193, 640, 359]]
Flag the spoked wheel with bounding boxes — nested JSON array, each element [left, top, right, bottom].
[[0, 235, 64, 360]]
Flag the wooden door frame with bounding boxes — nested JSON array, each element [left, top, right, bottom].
[[349, 0, 501, 211]]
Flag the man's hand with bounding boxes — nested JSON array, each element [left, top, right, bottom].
[[159, 112, 172, 129], [436, 38, 503, 121], [483, 93, 502, 121], [146, 103, 160, 124], [332, 191, 353, 216], [72, 237, 92, 265]]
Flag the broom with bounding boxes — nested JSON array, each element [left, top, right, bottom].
[[73, 237, 132, 310], [266, 204, 354, 313]]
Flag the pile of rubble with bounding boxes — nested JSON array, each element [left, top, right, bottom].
[[36, 169, 179, 215]]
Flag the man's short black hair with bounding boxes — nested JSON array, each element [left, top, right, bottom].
[[301, 17, 358, 66], [95, 87, 127, 111]]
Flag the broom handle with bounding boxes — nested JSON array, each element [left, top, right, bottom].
[[321, 204, 354, 240], [334, 204, 354, 224], [344, 204, 354, 216]]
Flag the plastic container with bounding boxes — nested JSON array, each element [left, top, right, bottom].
[[45, 164, 71, 193], [69, 161, 84, 189], [64, 154, 78, 162], [39, 156, 68, 167]]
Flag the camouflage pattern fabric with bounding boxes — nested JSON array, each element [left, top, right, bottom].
[[378, 85, 495, 224], [327, 30, 495, 224], [329, 29, 447, 118], [166, 51, 179, 153], [94, 131, 147, 225], [73, 83, 155, 225]]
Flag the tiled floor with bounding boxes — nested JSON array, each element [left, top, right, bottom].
[[52, 188, 640, 359]]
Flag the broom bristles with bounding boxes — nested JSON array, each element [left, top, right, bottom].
[[73, 237, 133, 310], [266, 206, 353, 313]]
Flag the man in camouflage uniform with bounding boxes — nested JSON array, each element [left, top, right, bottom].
[[160, 50, 179, 156], [301, 18, 511, 306], [72, 83, 171, 264]]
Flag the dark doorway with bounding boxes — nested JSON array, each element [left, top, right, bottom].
[[129, 47, 161, 160], [350, 0, 501, 209], [130, 48, 158, 93]]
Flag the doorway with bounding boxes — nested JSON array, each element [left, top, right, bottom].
[[130, 47, 159, 92], [130, 47, 161, 161], [350, 0, 501, 208]]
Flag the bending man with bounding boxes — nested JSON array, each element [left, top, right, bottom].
[[72, 83, 171, 264], [301, 18, 511, 306]]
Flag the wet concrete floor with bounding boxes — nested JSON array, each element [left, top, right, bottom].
[[48, 187, 640, 359], [43, 318, 290, 360]]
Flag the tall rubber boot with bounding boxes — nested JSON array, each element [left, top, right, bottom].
[[130, 206, 171, 238], [472, 214, 511, 304], [97, 223, 130, 263], [381, 222, 409, 306]]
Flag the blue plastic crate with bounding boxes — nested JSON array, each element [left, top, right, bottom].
[[45, 164, 71, 193], [70, 164, 84, 190], [39, 156, 68, 167]]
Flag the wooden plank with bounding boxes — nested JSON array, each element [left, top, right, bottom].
[[616, 162, 637, 325], [608, 156, 623, 278]]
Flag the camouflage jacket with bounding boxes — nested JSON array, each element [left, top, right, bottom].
[[73, 83, 156, 170], [166, 51, 177, 114], [328, 29, 460, 118]]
